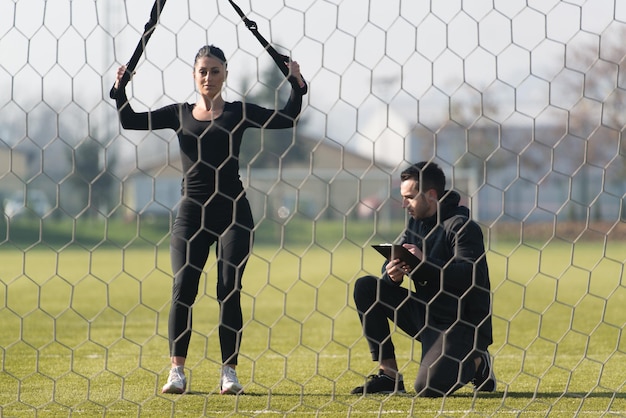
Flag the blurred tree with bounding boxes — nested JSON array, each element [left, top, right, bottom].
[[422, 27, 626, 222], [239, 63, 311, 169], [564, 27, 626, 221], [65, 136, 118, 218]]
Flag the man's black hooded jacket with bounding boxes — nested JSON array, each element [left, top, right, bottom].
[[382, 190, 493, 350]]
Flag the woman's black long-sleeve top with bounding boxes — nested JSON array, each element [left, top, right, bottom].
[[115, 89, 303, 203]]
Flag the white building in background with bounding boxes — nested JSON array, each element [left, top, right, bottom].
[[344, 107, 419, 169], [119, 116, 625, 226], [121, 135, 395, 222]]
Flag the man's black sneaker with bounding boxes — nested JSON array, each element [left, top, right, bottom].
[[351, 370, 406, 394], [472, 351, 496, 392]]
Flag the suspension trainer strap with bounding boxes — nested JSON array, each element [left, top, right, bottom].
[[110, 0, 168, 99], [227, 0, 308, 95]]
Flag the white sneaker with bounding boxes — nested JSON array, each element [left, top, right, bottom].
[[220, 366, 244, 395], [162, 366, 186, 394]]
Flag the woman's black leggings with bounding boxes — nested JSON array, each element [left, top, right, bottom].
[[168, 197, 254, 364]]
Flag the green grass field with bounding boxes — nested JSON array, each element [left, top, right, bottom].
[[1, 219, 625, 417]]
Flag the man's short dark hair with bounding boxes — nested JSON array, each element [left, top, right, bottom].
[[400, 161, 446, 198]]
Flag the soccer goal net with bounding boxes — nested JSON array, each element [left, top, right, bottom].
[[1, 0, 625, 416]]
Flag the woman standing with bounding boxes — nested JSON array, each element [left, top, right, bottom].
[[114, 45, 306, 394]]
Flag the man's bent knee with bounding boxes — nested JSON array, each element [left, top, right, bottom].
[[353, 275, 379, 305]]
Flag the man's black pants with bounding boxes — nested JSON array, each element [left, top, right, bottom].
[[353, 275, 480, 397]]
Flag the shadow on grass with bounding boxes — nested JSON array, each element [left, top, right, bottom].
[[499, 391, 626, 399], [181, 391, 626, 400], [181, 390, 625, 399], [183, 391, 269, 397]]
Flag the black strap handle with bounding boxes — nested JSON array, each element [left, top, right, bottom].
[[227, 0, 308, 95], [109, 0, 168, 99]]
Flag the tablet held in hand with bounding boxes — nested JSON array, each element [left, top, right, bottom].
[[371, 244, 421, 270]]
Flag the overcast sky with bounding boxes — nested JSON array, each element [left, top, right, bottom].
[[0, 0, 624, 168]]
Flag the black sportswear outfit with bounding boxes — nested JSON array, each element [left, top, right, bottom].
[[116, 88, 303, 364], [354, 191, 493, 397]]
